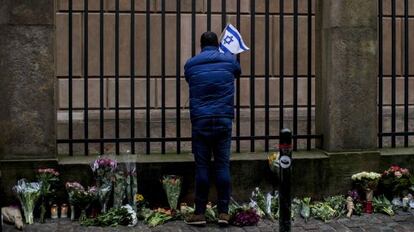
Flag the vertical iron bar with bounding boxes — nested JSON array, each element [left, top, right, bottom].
[[176, 0, 182, 153], [99, 0, 104, 154], [391, 0, 396, 147], [130, 0, 136, 154], [293, 0, 298, 151], [84, 0, 89, 156], [115, 0, 120, 154], [236, 0, 241, 153], [207, 0, 211, 31], [306, 0, 312, 150], [265, 0, 270, 152], [191, 0, 196, 56], [222, 0, 227, 30], [146, 0, 151, 154], [161, 0, 166, 154], [68, 0, 73, 156], [279, 129, 292, 232], [404, 0, 409, 147], [250, 0, 256, 152], [279, 0, 284, 136], [378, 0, 383, 148]]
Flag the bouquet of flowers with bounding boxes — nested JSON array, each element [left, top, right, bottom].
[[267, 152, 279, 173], [379, 165, 414, 198], [66, 182, 97, 220], [91, 157, 117, 213], [351, 171, 381, 201], [249, 187, 267, 218], [134, 194, 148, 216], [231, 207, 260, 227], [80, 205, 136, 227], [36, 168, 60, 223], [162, 175, 182, 209], [13, 179, 42, 224], [373, 195, 395, 216], [113, 162, 137, 209], [143, 208, 174, 227]]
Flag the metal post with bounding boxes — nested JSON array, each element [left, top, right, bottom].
[[279, 128, 292, 232]]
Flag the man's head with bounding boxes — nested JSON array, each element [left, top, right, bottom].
[[200, 31, 219, 49]]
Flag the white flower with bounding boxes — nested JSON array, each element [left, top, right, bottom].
[[122, 204, 137, 227]]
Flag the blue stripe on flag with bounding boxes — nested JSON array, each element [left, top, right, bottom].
[[220, 43, 231, 54], [226, 26, 248, 51]]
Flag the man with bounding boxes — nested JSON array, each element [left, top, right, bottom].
[[184, 31, 241, 226]]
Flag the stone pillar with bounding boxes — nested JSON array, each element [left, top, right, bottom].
[[316, 0, 378, 151], [0, 0, 56, 159]]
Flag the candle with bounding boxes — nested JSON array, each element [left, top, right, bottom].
[[51, 204, 58, 219], [61, 204, 68, 218]]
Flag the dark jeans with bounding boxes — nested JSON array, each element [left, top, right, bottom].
[[192, 117, 232, 215]]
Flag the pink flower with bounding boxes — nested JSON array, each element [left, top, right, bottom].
[[390, 165, 401, 172], [401, 168, 410, 175], [394, 171, 402, 178]]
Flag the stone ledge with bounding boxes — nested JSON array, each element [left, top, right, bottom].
[[57, 150, 328, 165]]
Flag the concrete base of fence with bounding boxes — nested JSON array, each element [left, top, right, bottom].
[[2, 148, 414, 207]]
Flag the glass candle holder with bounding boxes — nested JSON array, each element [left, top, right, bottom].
[[51, 204, 59, 219], [60, 204, 68, 218]]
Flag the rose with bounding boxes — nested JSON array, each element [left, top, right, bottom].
[[394, 171, 402, 178], [401, 168, 410, 175]]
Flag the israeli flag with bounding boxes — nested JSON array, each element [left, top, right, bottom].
[[219, 24, 249, 54]]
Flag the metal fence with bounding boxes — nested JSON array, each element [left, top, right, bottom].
[[378, 0, 414, 148], [56, 0, 320, 155]]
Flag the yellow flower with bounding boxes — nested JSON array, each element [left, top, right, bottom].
[[135, 194, 144, 202]]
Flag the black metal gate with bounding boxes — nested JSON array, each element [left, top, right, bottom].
[[56, 0, 319, 155], [378, 0, 414, 148]]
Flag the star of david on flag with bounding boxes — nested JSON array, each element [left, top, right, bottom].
[[219, 24, 249, 55]]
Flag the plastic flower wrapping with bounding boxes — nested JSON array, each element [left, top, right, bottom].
[[91, 157, 117, 213], [91, 156, 117, 186], [36, 168, 60, 223], [13, 179, 42, 224], [162, 175, 182, 209], [65, 182, 97, 219], [114, 162, 137, 209]]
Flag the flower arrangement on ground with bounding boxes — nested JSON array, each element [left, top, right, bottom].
[[351, 171, 381, 213], [36, 168, 59, 223], [65, 182, 97, 220], [13, 179, 42, 224], [113, 162, 137, 209], [229, 199, 261, 226], [379, 165, 414, 199], [162, 175, 182, 210], [91, 157, 117, 213], [373, 195, 394, 216], [80, 205, 136, 227]]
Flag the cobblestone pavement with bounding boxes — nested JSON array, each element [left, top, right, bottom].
[[3, 210, 414, 232]]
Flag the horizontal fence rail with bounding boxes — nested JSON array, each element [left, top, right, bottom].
[[56, 0, 320, 155], [378, 0, 414, 148]]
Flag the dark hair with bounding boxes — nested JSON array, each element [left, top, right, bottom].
[[200, 31, 219, 48]]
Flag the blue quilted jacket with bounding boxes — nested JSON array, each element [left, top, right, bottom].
[[184, 46, 241, 121]]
